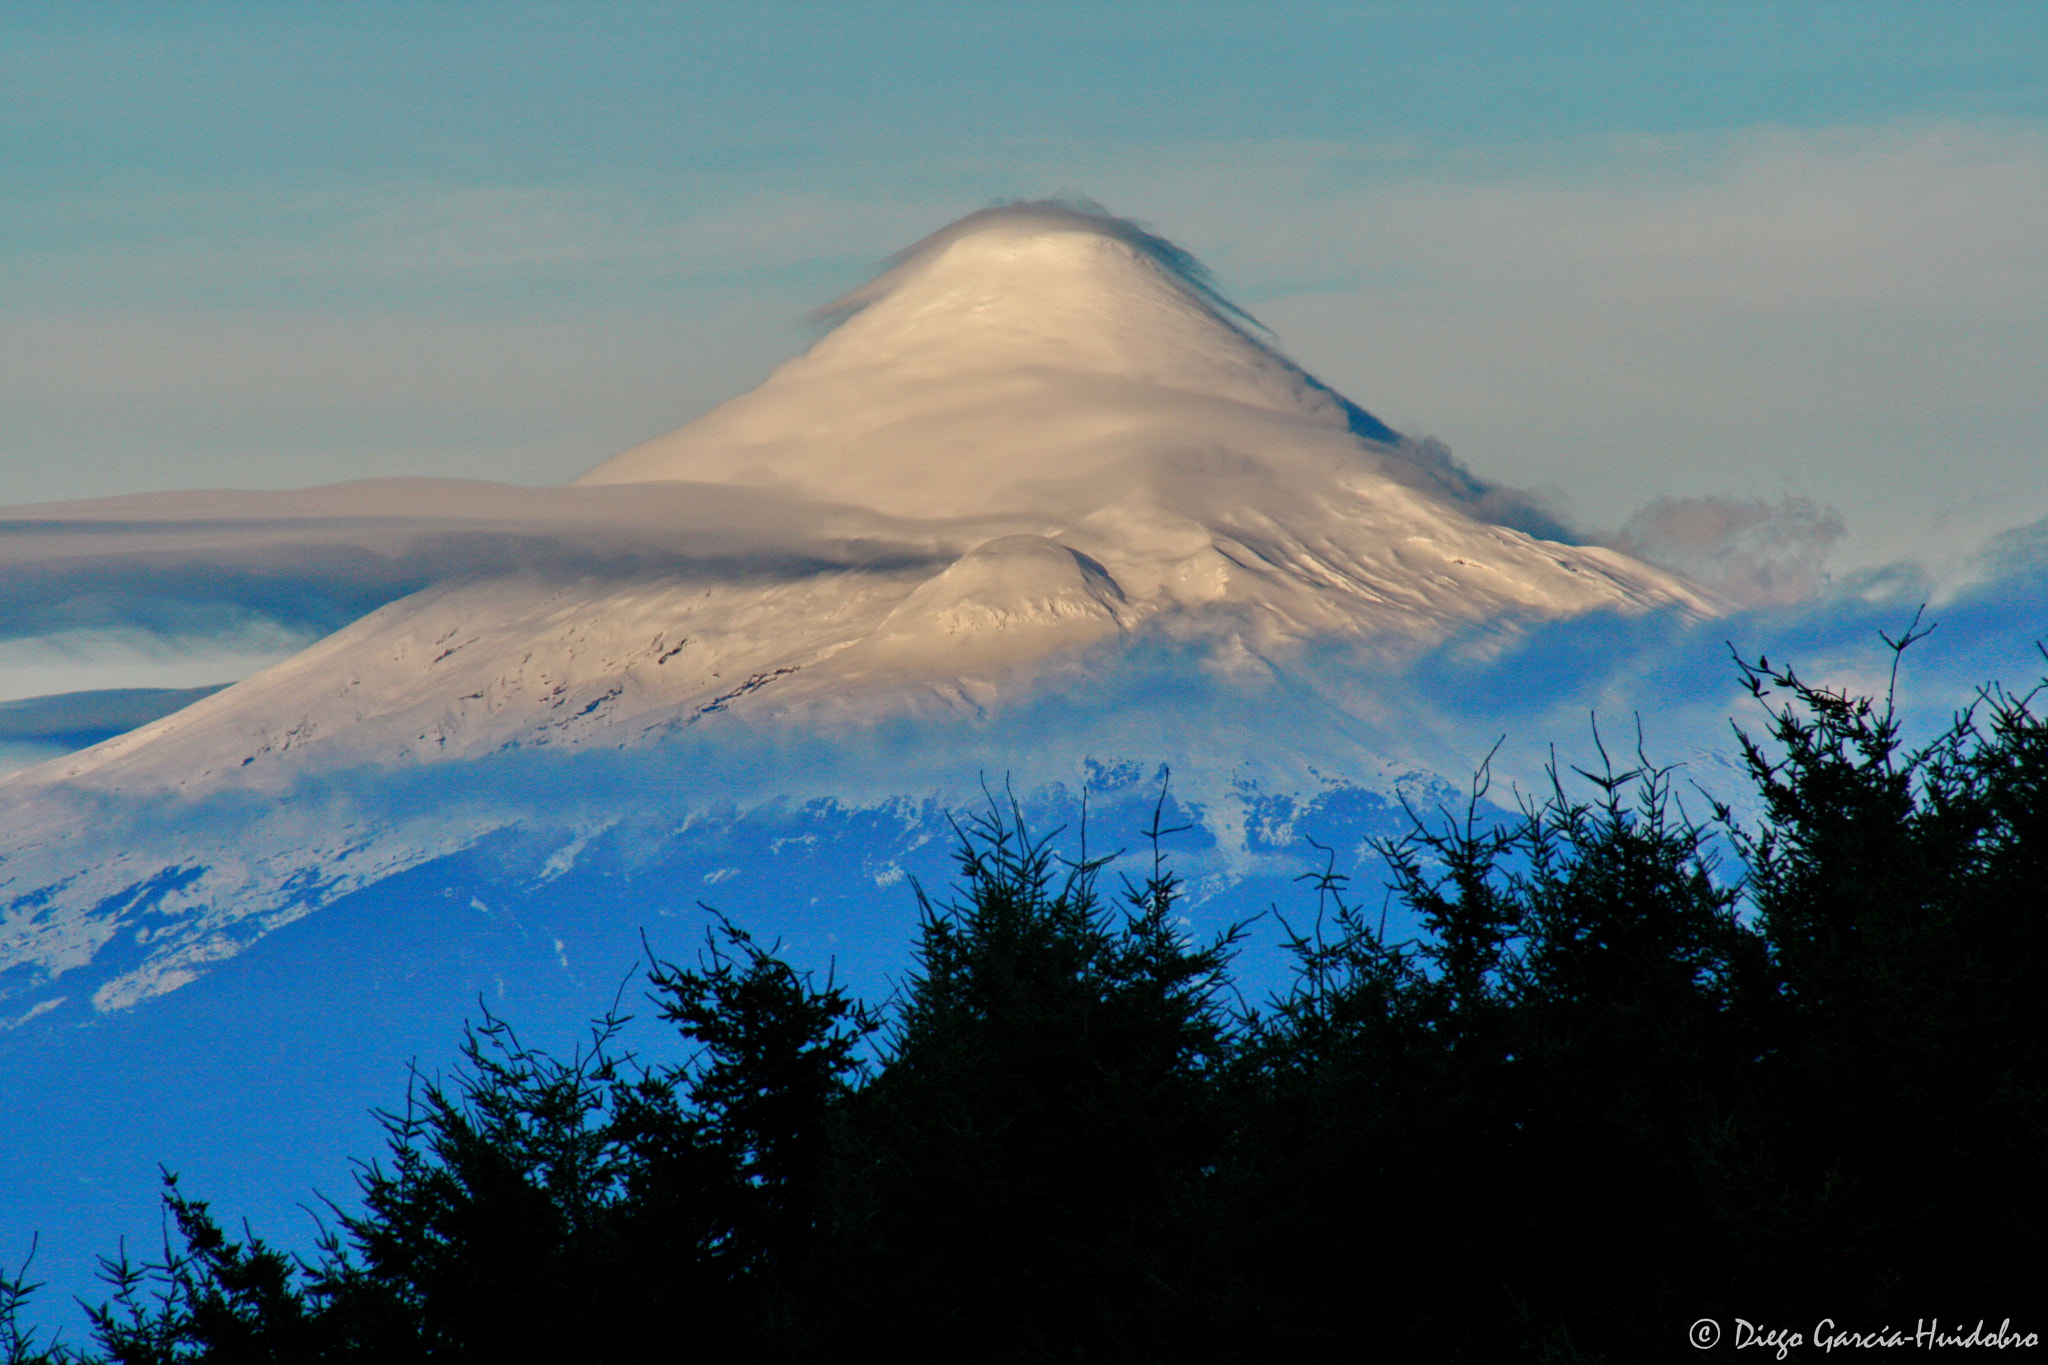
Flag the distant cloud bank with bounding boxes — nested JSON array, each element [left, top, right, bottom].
[[1607, 495, 1846, 607]]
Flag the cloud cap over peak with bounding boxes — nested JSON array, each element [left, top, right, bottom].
[[810, 198, 1258, 331]]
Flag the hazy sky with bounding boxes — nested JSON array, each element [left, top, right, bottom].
[[2, 0, 2044, 705]]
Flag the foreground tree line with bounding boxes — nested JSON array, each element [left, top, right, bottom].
[[5, 640, 2045, 1362]]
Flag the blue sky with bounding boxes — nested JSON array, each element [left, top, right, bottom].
[[2, 0, 2044, 704]]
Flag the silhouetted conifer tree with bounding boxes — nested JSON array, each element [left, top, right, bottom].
[[826, 793, 1239, 1361], [1732, 627, 2048, 1320]]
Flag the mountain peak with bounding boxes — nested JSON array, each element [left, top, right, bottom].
[[575, 203, 1397, 511], [808, 199, 1258, 334]]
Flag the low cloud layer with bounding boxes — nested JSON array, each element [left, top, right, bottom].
[[2, 475, 2041, 827], [1606, 495, 1847, 607], [0, 479, 955, 651], [4, 510, 2041, 1113], [17, 505, 2044, 830], [1395, 512, 2048, 817]]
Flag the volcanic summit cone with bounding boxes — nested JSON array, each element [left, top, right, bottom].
[[14, 203, 1714, 796]]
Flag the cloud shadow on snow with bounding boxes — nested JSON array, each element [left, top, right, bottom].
[[0, 685, 230, 752]]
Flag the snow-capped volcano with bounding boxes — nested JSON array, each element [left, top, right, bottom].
[[1, 202, 1720, 1021], [0, 205, 1740, 1321], [7, 204, 1713, 797]]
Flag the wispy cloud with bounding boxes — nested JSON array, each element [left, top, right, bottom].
[[6, 183, 955, 306]]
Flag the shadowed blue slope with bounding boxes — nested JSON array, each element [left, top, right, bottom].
[[0, 775, 1431, 1343]]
